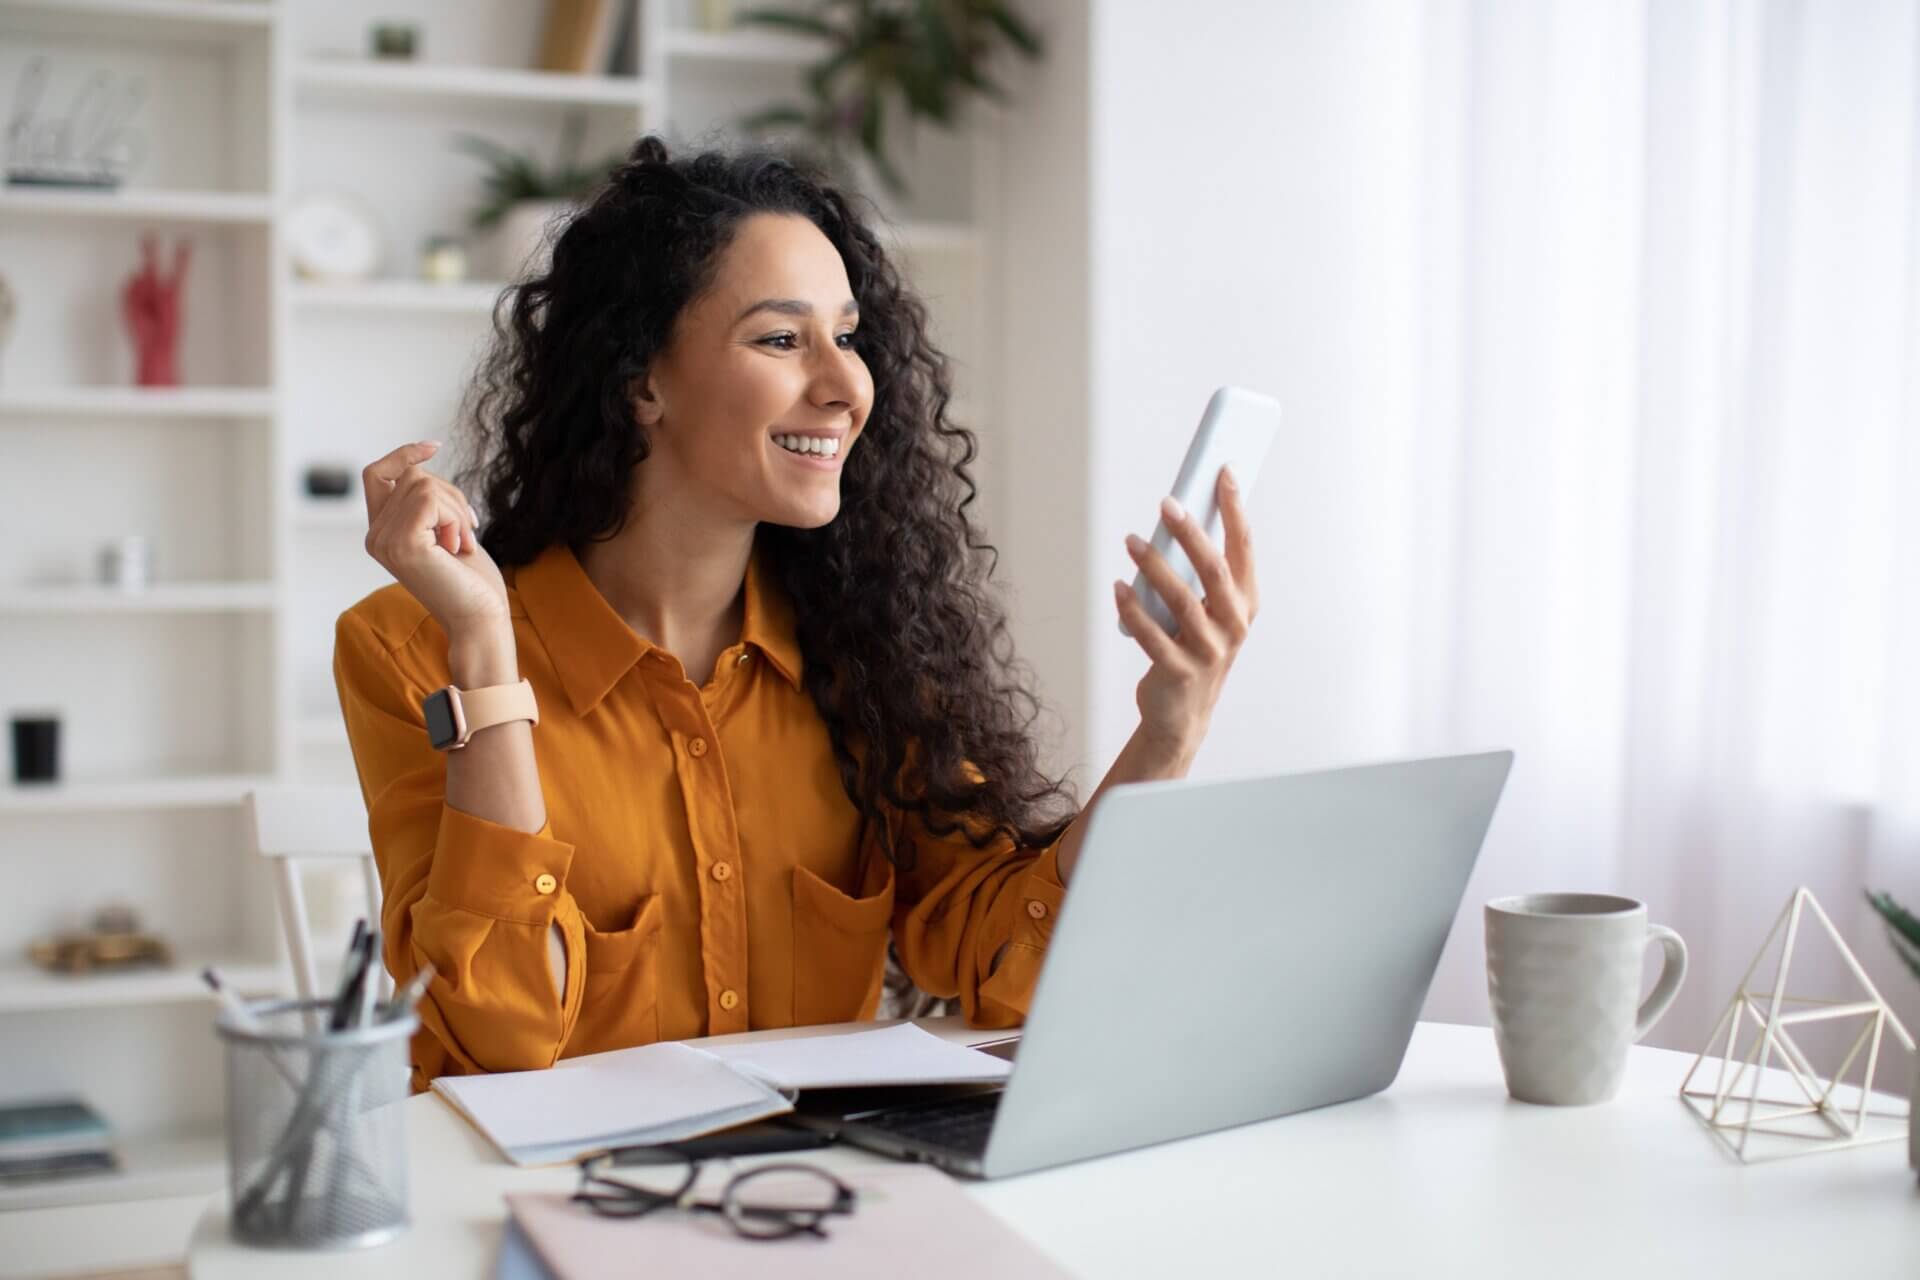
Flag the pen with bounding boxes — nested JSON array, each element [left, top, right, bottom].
[[379, 961, 437, 1023], [354, 928, 382, 1028], [200, 965, 262, 1031], [328, 922, 371, 1032]]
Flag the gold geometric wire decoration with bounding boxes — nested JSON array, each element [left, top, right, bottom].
[[1679, 887, 1914, 1164]]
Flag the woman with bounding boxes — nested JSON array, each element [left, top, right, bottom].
[[335, 137, 1258, 1091]]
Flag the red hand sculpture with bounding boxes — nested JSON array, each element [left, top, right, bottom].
[[121, 234, 192, 387]]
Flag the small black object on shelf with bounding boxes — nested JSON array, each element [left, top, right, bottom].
[[304, 465, 354, 498], [370, 23, 418, 60], [9, 713, 59, 785]]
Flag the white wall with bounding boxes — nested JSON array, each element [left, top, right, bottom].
[[993, 0, 1093, 788], [1000, 1, 1442, 784], [999, 0, 1920, 1052]]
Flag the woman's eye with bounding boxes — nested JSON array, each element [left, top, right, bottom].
[[758, 331, 858, 350]]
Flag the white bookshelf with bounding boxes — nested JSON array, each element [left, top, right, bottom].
[[0, 187, 275, 224], [0, 0, 1000, 1235], [0, 1132, 228, 1212], [0, 0, 272, 44], [0, 956, 285, 1015], [0, 774, 278, 815], [296, 57, 654, 108], [0, 387, 274, 419], [0, 583, 278, 613]]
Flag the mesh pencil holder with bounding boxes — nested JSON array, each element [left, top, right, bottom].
[[217, 997, 416, 1250]]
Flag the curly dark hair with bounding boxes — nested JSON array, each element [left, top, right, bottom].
[[456, 135, 1076, 865]]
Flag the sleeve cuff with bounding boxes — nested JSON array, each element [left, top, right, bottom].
[[426, 805, 576, 924]]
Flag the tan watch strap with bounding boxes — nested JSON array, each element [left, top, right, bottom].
[[458, 679, 539, 741]]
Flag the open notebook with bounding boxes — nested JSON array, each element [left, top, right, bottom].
[[435, 1023, 1011, 1166]]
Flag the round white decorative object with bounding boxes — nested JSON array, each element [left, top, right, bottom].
[[287, 192, 384, 282]]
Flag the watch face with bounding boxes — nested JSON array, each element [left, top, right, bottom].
[[423, 688, 459, 749]]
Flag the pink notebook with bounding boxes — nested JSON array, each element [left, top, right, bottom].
[[505, 1164, 1070, 1279]]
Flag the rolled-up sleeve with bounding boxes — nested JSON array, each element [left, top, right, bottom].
[[889, 807, 1069, 1030], [333, 611, 587, 1086]]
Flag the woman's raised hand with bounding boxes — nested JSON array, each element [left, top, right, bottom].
[[362, 441, 508, 636], [1112, 466, 1259, 768]]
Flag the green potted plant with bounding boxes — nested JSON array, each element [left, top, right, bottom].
[[734, 0, 1043, 201], [453, 111, 623, 282], [1864, 889, 1920, 1176]]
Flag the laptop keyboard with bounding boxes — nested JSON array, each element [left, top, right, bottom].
[[857, 1093, 1002, 1156]]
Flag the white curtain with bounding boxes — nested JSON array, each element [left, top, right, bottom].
[[1376, 0, 1920, 1048]]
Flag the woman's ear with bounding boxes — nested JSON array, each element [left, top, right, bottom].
[[630, 374, 664, 428]]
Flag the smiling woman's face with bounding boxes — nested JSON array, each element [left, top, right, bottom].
[[633, 212, 874, 530]]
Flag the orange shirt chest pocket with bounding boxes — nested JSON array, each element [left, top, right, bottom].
[[570, 893, 664, 1055], [790, 846, 896, 1025]]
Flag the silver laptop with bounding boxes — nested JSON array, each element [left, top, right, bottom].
[[805, 751, 1514, 1179]]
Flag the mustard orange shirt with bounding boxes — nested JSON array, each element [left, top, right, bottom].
[[334, 543, 1067, 1091]]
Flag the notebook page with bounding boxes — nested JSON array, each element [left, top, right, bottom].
[[435, 1041, 790, 1162], [698, 1022, 1012, 1090]]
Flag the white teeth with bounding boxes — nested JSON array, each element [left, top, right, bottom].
[[775, 434, 839, 459]]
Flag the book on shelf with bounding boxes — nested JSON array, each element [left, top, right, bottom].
[[0, 1097, 118, 1184], [535, 0, 623, 75]]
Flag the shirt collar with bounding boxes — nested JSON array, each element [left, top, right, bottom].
[[513, 542, 803, 716]]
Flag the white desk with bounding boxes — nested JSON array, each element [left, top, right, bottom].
[[187, 1020, 1920, 1279]]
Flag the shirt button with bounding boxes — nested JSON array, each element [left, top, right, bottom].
[[688, 736, 709, 758], [1025, 900, 1047, 920], [736, 651, 752, 666], [711, 862, 732, 882], [718, 989, 739, 1011], [534, 873, 557, 895]]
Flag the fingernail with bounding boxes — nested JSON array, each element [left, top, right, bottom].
[[1114, 579, 1130, 598], [1161, 495, 1186, 523], [419, 439, 442, 449], [1220, 465, 1237, 490], [1125, 533, 1147, 555]]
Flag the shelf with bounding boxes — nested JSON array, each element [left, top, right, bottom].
[[663, 28, 825, 66], [0, 953, 285, 1015], [0, 0, 274, 46], [0, 186, 273, 226], [0, 1130, 227, 1212], [296, 58, 654, 109], [0, 583, 277, 614], [0, 774, 276, 815], [290, 278, 506, 315], [0, 386, 273, 420]]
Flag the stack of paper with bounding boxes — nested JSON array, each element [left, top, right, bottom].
[[436, 1024, 1011, 1166]]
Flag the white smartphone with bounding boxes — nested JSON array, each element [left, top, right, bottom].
[[1120, 385, 1281, 639]]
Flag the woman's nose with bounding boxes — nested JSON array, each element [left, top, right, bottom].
[[807, 347, 863, 410]]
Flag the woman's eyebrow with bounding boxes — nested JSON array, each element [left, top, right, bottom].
[[734, 298, 861, 324]]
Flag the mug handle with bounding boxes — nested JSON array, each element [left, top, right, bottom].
[[1633, 923, 1689, 1042]]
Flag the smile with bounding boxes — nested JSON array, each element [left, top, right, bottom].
[[773, 433, 843, 463]]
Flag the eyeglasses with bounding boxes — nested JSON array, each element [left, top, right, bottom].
[[572, 1151, 857, 1242]]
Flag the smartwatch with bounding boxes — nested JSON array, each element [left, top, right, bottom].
[[422, 680, 539, 750]]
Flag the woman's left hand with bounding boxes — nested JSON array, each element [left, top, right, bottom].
[[1113, 467, 1259, 770]]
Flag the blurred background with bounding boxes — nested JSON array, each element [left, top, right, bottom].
[[2, 0, 1917, 1273]]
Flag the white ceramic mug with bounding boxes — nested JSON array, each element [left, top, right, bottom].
[[1485, 893, 1688, 1106]]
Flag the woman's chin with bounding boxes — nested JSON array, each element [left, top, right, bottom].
[[761, 490, 842, 530]]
